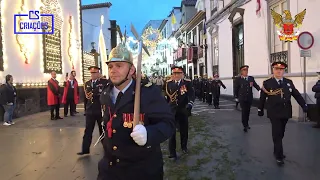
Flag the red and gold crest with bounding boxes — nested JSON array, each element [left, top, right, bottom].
[[271, 9, 306, 42]]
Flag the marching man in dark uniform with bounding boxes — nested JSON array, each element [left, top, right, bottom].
[[234, 65, 260, 132], [206, 77, 213, 105], [77, 66, 108, 155], [192, 75, 200, 99], [258, 61, 308, 165], [201, 74, 208, 103], [97, 43, 175, 180], [212, 74, 226, 109], [165, 66, 195, 160]]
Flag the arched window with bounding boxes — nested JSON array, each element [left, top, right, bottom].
[[41, 0, 63, 74]]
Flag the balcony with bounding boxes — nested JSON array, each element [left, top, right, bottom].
[[270, 51, 288, 72], [187, 47, 198, 63], [174, 48, 187, 61]]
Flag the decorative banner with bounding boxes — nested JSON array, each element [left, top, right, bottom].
[[270, 9, 306, 42], [141, 26, 162, 52]]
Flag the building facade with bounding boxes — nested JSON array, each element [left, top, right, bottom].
[[0, 0, 83, 116], [205, 0, 320, 119]]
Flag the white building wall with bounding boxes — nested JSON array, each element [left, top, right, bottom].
[[82, 8, 111, 54], [209, 0, 320, 119], [1, 0, 82, 84]]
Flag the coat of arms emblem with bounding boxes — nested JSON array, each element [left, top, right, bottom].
[[271, 9, 306, 42]]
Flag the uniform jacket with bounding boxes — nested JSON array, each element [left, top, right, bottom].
[[84, 78, 108, 115], [165, 79, 195, 112], [234, 76, 260, 102], [192, 79, 200, 90], [259, 77, 306, 119], [98, 80, 175, 179], [47, 78, 60, 105], [62, 80, 79, 104], [201, 79, 208, 92], [312, 80, 320, 104], [0, 83, 17, 105], [212, 79, 226, 96]]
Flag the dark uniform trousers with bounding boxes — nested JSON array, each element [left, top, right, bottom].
[[213, 95, 220, 107], [201, 80, 208, 103], [64, 88, 75, 116], [81, 79, 107, 153], [169, 108, 188, 154], [97, 80, 175, 180], [234, 76, 260, 128], [240, 101, 252, 127], [207, 93, 213, 105], [259, 77, 307, 159]]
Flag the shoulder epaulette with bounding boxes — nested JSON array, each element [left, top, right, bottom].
[[144, 82, 153, 87], [184, 78, 191, 82], [166, 79, 172, 83]]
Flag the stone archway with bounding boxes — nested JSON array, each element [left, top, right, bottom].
[[41, 0, 63, 74]]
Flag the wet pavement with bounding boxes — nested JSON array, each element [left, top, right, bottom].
[[1, 100, 320, 180]]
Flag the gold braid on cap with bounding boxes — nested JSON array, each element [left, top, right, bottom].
[[261, 86, 283, 98]]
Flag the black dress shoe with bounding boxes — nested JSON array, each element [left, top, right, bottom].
[[243, 127, 248, 132], [77, 152, 90, 155], [55, 116, 63, 119], [51, 117, 55, 120], [216, 107, 220, 109], [168, 154, 177, 160], [274, 153, 286, 159], [276, 159, 284, 166], [247, 126, 251, 129], [182, 149, 188, 154]]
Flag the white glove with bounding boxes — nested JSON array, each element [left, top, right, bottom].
[[235, 98, 239, 102], [7, 103, 13, 105], [130, 124, 147, 146]]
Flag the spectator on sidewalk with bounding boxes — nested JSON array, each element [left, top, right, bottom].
[[62, 73, 79, 117], [47, 71, 63, 120], [312, 72, 320, 128], [0, 82, 5, 122], [1, 75, 17, 126], [71, 70, 79, 114], [258, 61, 308, 166]]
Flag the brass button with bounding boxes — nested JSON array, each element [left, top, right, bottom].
[[113, 114, 117, 118], [113, 146, 117, 150], [116, 159, 120, 162], [112, 129, 116, 133], [109, 162, 113, 165]]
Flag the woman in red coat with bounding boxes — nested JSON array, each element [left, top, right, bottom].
[[61, 73, 79, 116]]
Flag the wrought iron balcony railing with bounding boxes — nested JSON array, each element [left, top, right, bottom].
[[270, 51, 288, 72]]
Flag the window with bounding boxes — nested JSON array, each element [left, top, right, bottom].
[[212, 35, 219, 65], [269, 0, 288, 71], [270, 0, 288, 53]]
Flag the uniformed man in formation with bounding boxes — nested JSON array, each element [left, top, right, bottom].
[[165, 66, 195, 160], [201, 74, 208, 103], [234, 65, 260, 132], [206, 77, 214, 105], [97, 43, 175, 179], [258, 61, 308, 166], [212, 74, 226, 109], [77, 66, 108, 155], [192, 75, 201, 100]]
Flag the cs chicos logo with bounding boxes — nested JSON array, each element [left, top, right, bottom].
[[14, 10, 54, 34]]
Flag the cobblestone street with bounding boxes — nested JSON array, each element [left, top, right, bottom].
[[0, 101, 320, 180]]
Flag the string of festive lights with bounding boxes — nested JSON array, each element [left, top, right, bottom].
[[16, 0, 33, 64], [68, 15, 75, 69]]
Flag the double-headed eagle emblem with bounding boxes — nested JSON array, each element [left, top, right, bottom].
[[271, 9, 306, 42]]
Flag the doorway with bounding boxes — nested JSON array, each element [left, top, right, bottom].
[[232, 22, 244, 77]]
